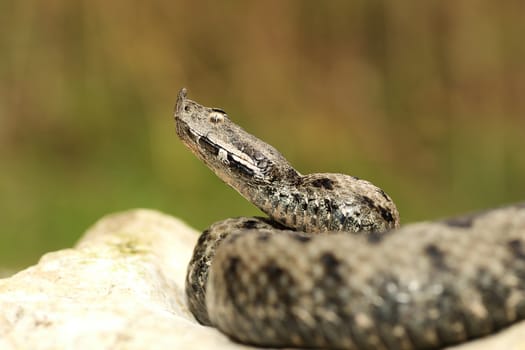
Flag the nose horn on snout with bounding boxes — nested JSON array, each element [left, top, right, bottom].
[[175, 87, 188, 118]]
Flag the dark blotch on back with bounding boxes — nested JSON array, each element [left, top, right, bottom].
[[311, 178, 335, 190], [241, 219, 259, 229], [257, 233, 270, 241], [259, 216, 290, 230], [264, 262, 286, 281], [259, 262, 295, 306], [443, 215, 474, 228], [196, 229, 211, 245], [320, 252, 342, 282], [474, 268, 512, 330], [379, 206, 394, 223], [425, 244, 448, 270], [367, 230, 386, 244], [508, 239, 525, 260], [361, 195, 375, 207], [225, 256, 241, 280], [377, 188, 390, 202], [320, 252, 340, 269], [361, 196, 395, 223], [292, 234, 312, 243], [443, 207, 492, 228], [239, 217, 289, 231]]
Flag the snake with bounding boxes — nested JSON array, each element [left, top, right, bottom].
[[174, 88, 525, 349]]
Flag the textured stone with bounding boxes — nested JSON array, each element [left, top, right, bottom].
[[0, 210, 250, 350], [0, 209, 523, 350]]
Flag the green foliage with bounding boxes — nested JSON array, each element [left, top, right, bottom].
[[1, 1, 524, 270]]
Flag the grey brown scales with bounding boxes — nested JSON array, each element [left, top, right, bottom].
[[174, 88, 525, 349]]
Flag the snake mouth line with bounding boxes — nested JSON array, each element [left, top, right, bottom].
[[176, 118, 261, 179]]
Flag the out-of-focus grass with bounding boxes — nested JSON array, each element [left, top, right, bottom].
[[1, 1, 524, 271]]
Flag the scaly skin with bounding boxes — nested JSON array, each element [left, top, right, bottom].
[[175, 88, 525, 349]]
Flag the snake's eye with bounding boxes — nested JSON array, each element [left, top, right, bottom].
[[210, 111, 226, 124]]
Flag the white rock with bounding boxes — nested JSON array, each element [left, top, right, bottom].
[[0, 210, 250, 350], [0, 209, 523, 350]]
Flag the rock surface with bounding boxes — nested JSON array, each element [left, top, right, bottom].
[[0, 209, 524, 350]]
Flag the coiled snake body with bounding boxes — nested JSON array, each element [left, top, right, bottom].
[[174, 88, 525, 349]]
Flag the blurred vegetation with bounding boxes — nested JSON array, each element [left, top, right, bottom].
[[1, 1, 524, 271]]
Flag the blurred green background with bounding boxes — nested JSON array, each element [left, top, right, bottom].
[[1, 1, 524, 272]]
